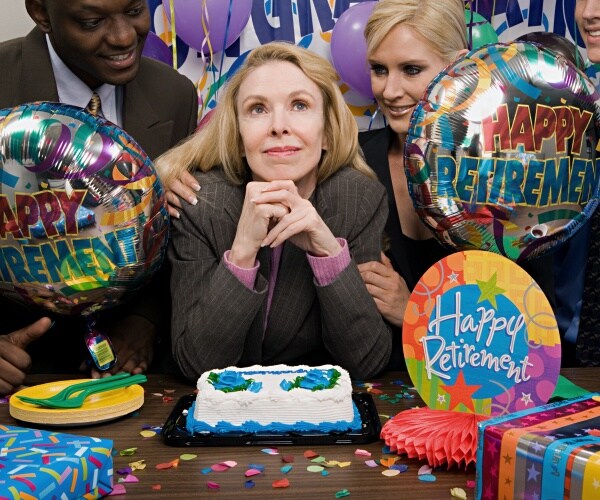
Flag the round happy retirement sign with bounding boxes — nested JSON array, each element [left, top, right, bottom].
[[403, 250, 561, 416]]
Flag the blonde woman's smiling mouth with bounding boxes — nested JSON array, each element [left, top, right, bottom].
[[265, 146, 301, 157]]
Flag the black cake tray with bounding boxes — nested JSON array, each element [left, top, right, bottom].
[[162, 392, 382, 446]]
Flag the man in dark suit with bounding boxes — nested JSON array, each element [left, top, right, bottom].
[[0, 0, 198, 394]]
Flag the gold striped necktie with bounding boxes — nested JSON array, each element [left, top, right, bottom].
[[85, 91, 102, 116]]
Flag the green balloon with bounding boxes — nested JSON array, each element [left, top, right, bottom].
[[464, 9, 499, 49]]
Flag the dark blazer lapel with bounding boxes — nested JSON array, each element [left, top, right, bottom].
[[123, 77, 172, 160], [20, 29, 59, 104]]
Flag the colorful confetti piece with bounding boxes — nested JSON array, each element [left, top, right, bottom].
[[119, 447, 137, 456], [354, 449, 371, 457], [272, 478, 290, 488], [418, 465, 432, 475], [156, 459, 179, 470], [245, 480, 255, 488], [245, 468, 262, 477], [281, 465, 293, 474], [321, 470, 329, 476], [418, 474, 437, 482], [108, 484, 126, 496], [335, 489, 351, 498], [307, 465, 324, 473], [262, 448, 279, 455], [129, 460, 146, 471], [451, 487, 467, 499], [282, 455, 295, 463], [207, 481, 220, 490], [119, 474, 139, 483], [390, 464, 408, 473], [382, 469, 400, 477], [140, 430, 156, 438], [364, 460, 378, 468], [304, 450, 319, 459], [151, 484, 161, 490], [180, 454, 197, 461], [248, 463, 265, 472]]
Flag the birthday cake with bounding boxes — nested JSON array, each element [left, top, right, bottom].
[[186, 364, 362, 434]]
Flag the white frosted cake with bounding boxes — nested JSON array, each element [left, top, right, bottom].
[[186, 364, 362, 434]]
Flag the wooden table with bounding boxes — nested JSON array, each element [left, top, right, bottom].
[[2, 369, 598, 499]]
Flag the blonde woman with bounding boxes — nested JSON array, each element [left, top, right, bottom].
[[357, 0, 553, 369], [157, 42, 391, 381]]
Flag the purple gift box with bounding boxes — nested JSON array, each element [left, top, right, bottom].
[[0, 425, 113, 499]]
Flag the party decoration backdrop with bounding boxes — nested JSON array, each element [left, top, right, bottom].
[[0, 102, 169, 316], [147, 0, 587, 129], [405, 41, 600, 261]]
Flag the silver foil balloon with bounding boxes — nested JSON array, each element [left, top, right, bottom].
[[0, 102, 169, 315], [405, 41, 600, 262]]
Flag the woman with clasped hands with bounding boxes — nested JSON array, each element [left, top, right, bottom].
[[156, 42, 392, 381]]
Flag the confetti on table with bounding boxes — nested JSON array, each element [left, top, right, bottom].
[[380, 457, 398, 467], [418, 474, 437, 482], [211, 463, 230, 472], [248, 463, 265, 472], [119, 474, 139, 483], [311, 456, 326, 463], [381, 445, 392, 454], [390, 464, 408, 473], [140, 430, 156, 438], [156, 459, 179, 470], [207, 481, 220, 490], [280, 465, 293, 474], [304, 450, 319, 459], [245, 468, 262, 477], [282, 455, 295, 463], [418, 465, 432, 475], [116, 467, 132, 475], [337, 462, 351, 468], [364, 460, 378, 468], [367, 387, 383, 395], [335, 489, 351, 498], [151, 484, 161, 490], [162, 396, 174, 403], [245, 480, 255, 488], [201, 467, 212, 475], [272, 478, 290, 488], [119, 447, 137, 456], [382, 469, 400, 477], [354, 449, 371, 457], [451, 487, 467, 499], [466, 480, 476, 489], [321, 470, 329, 477], [129, 460, 146, 471], [151, 392, 163, 397], [222, 460, 237, 468], [180, 454, 197, 461], [108, 484, 127, 496], [307, 465, 324, 473], [262, 448, 279, 455]]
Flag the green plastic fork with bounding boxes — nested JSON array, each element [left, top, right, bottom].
[[17, 374, 147, 409], [17, 372, 131, 405]]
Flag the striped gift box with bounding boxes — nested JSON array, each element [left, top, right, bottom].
[[476, 394, 600, 500]]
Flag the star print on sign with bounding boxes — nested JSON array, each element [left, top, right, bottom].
[[476, 271, 506, 309], [521, 393, 533, 406]]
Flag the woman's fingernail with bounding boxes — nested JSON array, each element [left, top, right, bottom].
[[49, 320, 56, 329], [172, 211, 180, 219], [193, 183, 201, 191], [189, 196, 198, 205]]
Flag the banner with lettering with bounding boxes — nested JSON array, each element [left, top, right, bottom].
[[146, 0, 591, 128]]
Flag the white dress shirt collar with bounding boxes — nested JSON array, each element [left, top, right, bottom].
[[45, 34, 122, 127]]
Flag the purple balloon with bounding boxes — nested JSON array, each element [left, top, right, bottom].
[[330, 1, 376, 99], [162, 0, 251, 55], [142, 31, 173, 66]]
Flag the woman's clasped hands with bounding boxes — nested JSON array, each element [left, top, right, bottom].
[[230, 179, 341, 268]]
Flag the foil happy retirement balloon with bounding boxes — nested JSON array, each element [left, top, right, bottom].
[[0, 102, 169, 316], [405, 41, 600, 261]]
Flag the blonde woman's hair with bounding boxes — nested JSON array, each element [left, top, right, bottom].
[[157, 41, 374, 187], [365, 0, 467, 62]]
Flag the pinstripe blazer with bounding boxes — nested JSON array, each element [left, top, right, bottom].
[[169, 167, 392, 381]]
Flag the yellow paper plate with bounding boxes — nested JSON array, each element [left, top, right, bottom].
[[9, 379, 144, 426]]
